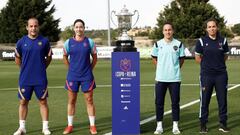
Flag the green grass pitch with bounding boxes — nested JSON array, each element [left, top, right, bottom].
[[0, 59, 239, 135]]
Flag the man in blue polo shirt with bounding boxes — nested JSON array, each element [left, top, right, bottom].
[[14, 17, 52, 135], [195, 18, 230, 133], [152, 22, 185, 135]]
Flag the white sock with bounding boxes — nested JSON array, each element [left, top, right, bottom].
[[173, 121, 178, 128], [156, 121, 163, 130], [19, 120, 26, 129], [89, 116, 95, 126], [42, 121, 49, 130], [68, 115, 74, 126]]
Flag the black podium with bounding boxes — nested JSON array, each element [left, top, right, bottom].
[[114, 40, 137, 52]]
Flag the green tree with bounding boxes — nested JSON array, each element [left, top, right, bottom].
[[0, 0, 60, 43], [60, 26, 74, 41], [151, 0, 233, 40], [231, 23, 240, 36], [60, 26, 119, 45]]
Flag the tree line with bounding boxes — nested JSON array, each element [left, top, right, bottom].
[[0, 0, 240, 44]]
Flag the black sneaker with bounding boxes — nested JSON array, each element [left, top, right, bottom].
[[200, 124, 208, 134], [219, 123, 230, 133]]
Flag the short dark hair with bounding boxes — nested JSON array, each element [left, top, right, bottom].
[[73, 19, 85, 28], [27, 17, 39, 26], [163, 21, 174, 30]]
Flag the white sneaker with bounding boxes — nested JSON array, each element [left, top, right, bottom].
[[154, 127, 163, 134], [13, 128, 26, 135], [172, 127, 181, 134], [42, 128, 51, 135]]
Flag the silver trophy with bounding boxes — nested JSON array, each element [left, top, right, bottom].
[[111, 5, 139, 52]]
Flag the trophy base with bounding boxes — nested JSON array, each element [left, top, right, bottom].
[[114, 40, 137, 52]]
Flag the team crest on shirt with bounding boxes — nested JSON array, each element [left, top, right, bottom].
[[84, 42, 88, 47], [218, 42, 223, 50], [38, 41, 42, 46], [173, 45, 178, 51], [21, 88, 25, 93], [24, 44, 27, 47], [120, 58, 131, 72]]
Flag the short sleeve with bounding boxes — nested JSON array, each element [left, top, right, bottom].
[[151, 42, 158, 58], [45, 39, 52, 57], [195, 39, 203, 56], [223, 38, 229, 54], [179, 43, 185, 58], [88, 38, 97, 54], [63, 39, 70, 55], [15, 39, 22, 57]]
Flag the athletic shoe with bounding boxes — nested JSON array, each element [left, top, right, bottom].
[[199, 124, 208, 134], [42, 128, 51, 135], [172, 127, 181, 134], [89, 125, 97, 135], [13, 128, 26, 135], [63, 126, 73, 134], [219, 123, 230, 133], [154, 126, 163, 134]]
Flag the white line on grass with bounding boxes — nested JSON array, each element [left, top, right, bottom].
[[104, 84, 240, 135], [0, 83, 239, 91]]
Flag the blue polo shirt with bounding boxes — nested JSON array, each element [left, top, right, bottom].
[[63, 37, 97, 81], [195, 35, 229, 75], [152, 38, 185, 82], [15, 35, 52, 86]]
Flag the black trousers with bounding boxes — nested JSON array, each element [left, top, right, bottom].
[[199, 72, 228, 125], [155, 82, 181, 121]]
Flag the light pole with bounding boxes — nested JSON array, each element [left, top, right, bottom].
[[107, 0, 111, 46]]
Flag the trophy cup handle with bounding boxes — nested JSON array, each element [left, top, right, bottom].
[[111, 11, 118, 27], [132, 10, 139, 27]]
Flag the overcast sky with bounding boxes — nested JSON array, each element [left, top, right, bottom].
[[0, 0, 239, 30]]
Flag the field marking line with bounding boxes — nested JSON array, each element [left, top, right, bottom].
[[0, 83, 239, 91], [103, 84, 240, 135], [140, 84, 240, 125]]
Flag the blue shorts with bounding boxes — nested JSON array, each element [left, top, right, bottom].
[[18, 85, 48, 100], [65, 80, 96, 93]]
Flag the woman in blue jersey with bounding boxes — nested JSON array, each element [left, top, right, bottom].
[[151, 22, 185, 135], [62, 19, 98, 134], [195, 18, 230, 133]]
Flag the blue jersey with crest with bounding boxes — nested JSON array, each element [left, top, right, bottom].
[[15, 35, 52, 86], [63, 37, 97, 81], [195, 35, 229, 75]]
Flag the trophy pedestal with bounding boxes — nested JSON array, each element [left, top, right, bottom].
[[114, 40, 137, 52], [112, 52, 140, 135]]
